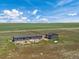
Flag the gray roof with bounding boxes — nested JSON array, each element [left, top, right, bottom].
[[12, 33, 59, 42], [13, 35, 42, 41]]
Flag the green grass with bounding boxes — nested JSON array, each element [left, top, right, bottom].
[[0, 23, 79, 59], [0, 23, 79, 31], [0, 36, 16, 56]]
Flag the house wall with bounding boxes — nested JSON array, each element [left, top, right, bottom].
[[13, 39, 41, 44], [29, 39, 40, 42], [14, 40, 26, 44]]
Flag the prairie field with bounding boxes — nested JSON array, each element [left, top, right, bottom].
[[0, 23, 79, 31], [0, 23, 79, 59]]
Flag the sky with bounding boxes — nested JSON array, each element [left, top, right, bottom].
[[0, 0, 79, 23]]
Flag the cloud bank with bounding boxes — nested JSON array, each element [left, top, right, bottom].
[[0, 9, 28, 23], [0, 9, 49, 23]]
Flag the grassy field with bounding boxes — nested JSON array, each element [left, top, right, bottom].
[[0, 23, 79, 31], [0, 23, 79, 59]]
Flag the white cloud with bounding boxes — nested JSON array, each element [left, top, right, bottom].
[[36, 15, 41, 19], [8, 17, 28, 23], [3, 10, 11, 15], [0, 9, 28, 23], [27, 19, 31, 22], [0, 20, 8, 23], [32, 9, 38, 15], [21, 17, 27, 20], [0, 9, 48, 23], [67, 13, 77, 16], [56, 0, 73, 7], [62, 19, 79, 23], [36, 18, 49, 23], [9, 20, 26, 23], [29, 18, 49, 23], [3, 9, 23, 18]]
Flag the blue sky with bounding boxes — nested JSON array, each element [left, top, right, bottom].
[[0, 0, 79, 23]]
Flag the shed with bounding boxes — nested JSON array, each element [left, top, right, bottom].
[[45, 33, 59, 40], [12, 35, 42, 42]]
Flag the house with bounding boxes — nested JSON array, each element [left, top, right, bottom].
[[12, 35, 42, 44], [45, 33, 59, 40], [12, 33, 59, 44]]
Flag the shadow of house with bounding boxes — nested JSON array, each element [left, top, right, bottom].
[[12, 33, 59, 44]]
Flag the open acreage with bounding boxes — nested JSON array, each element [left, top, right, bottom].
[[0, 23, 79, 31], [0, 23, 79, 59]]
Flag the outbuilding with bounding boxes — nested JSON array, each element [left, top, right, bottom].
[[12, 33, 59, 44]]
